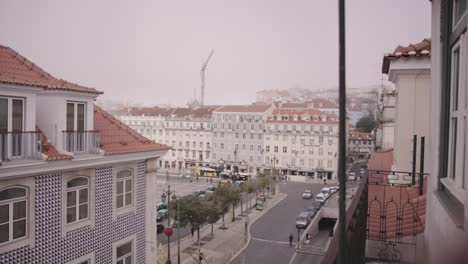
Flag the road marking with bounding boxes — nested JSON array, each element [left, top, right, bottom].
[[250, 237, 295, 245]]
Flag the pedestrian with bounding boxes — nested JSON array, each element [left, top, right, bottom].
[[191, 227, 195, 238], [196, 176, 199, 183], [289, 233, 294, 247], [210, 177, 212, 184]]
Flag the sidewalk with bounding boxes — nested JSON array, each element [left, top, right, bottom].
[[158, 191, 287, 264]]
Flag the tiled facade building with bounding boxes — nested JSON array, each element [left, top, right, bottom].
[[0, 45, 168, 263], [348, 130, 375, 160]]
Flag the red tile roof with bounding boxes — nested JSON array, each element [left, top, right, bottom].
[[0, 45, 102, 94], [117, 106, 221, 118], [305, 98, 338, 109], [214, 104, 272, 113], [382, 38, 431, 74], [36, 127, 73, 161], [94, 105, 169, 155], [278, 102, 309, 109]]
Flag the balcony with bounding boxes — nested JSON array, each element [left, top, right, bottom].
[[0, 131, 43, 163], [62, 130, 100, 154]]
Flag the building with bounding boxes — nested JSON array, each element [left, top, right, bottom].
[[375, 86, 396, 150], [348, 130, 375, 160], [117, 106, 219, 170], [0, 45, 169, 263], [264, 108, 339, 181], [211, 104, 274, 173], [383, 38, 431, 173], [424, 1, 468, 262]]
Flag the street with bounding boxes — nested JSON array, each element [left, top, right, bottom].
[[231, 181, 328, 264]]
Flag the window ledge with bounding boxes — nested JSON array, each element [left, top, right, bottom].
[[434, 188, 465, 230], [440, 178, 464, 201], [115, 205, 135, 218]]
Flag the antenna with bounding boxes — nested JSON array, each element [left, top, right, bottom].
[[200, 49, 214, 106]]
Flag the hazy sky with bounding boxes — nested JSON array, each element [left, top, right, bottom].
[[0, 0, 431, 106]]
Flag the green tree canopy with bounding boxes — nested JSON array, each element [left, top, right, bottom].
[[356, 115, 377, 132]]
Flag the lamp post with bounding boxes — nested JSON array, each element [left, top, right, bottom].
[[171, 194, 181, 264], [161, 185, 175, 264], [270, 155, 278, 195]]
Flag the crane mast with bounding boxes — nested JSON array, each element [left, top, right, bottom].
[[200, 49, 214, 106]]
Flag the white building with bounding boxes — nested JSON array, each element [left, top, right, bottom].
[[375, 86, 396, 150], [348, 130, 375, 160], [383, 38, 431, 173], [425, 1, 468, 262], [264, 108, 339, 181]]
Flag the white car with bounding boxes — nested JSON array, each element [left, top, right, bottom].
[[348, 172, 356, 181], [321, 187, 331, 199], [315, 193, 326, 204], [302, 190, 313, 199]]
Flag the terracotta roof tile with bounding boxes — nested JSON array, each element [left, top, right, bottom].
[[36, 127, 72, 161], [0, 45, 102, 94], [305, 98, 339, 109], [214, 104, 272, 113], [382, 38, 431, 74], [94, 105, 169, 155]]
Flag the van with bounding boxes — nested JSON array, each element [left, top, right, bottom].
[[315, 193, 326, 204], [348, 172, 356, 181], [295, 211, 311, 228]]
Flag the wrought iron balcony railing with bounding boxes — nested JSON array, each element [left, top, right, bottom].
[[0, 131, 43, 163], [62, 130, 100, 154]]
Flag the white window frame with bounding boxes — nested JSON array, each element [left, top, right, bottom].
[[112, 235, 135, 264], [0, 96, 25, 132], [67, 252, 95, 264], [61, 169, 95, 237], [115, 168, 134, 213], [0, 177, 35, 253], [442, 37, 467, 202], [66, 101, 87, 131]]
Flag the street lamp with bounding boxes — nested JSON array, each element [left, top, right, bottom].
[[171, 194, 181, 264], [161, 185, 175, 264]]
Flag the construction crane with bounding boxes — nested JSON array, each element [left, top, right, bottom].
[[200, 49, 214, 106]]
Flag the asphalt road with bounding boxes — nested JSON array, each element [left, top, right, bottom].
[[231, 182, 326, 264]]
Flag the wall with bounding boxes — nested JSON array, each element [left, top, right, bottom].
[[0, 161, 148, 264]]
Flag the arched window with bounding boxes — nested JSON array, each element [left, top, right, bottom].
[[66, 177, 89, 224], [116, 170, 133, 209], [0, 187, 27, 244]]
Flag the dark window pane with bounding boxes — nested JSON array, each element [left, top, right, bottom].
[[77, 104, 85, 131], [451, 118, 458, 180], [12, 99, 23, 132], [67, 206, 76, 223], [67, 177, 88, 188], [117, 181, 124, 195], [0, 98, 7, 132], [13, 201, 26, 220], [78, 261, 89, 264], [125, 255, 132, 264], [0, 187, 26, 201], [117, 241, 132, 258], [0, 204, 9, 223], [117, 170, 132, 179], [117, 195, 124, 208], [13, 219, 26, 239], [66, 103, 75, 131], [67, 191, 76, 207], [0, 223, 9, 243], [125, 193, 132, 206], [117, 260, 123, 264], [125, 180, 132, 192], [79, 204, 88, 220], [79, 188, 88, 204]]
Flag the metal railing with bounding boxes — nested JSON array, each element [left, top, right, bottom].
[[0, 131, 42, 163], [62, 130, 100, 154]]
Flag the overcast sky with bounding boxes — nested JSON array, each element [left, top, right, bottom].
[[0, 0, 431, 106]]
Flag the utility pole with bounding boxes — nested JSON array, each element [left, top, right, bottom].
[[200, 49, 214, 106]]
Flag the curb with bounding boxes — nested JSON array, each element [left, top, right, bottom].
[[226, 192, 287, 263]]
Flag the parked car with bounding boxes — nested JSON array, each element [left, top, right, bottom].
[[348, 172, 356, 181], [321, 187, 331, 199], [329, 186, 339, 194], [157, 223, 164, 234], [194, 190, 206, 199], [157, 202, 167, 211], [206, 186, 216, 193], [181, 174, 192, 179], [311, 200, 322, 210], [156, 209, 169, 223], [315, 193, 326, 204], [307, 206, 318, 215], [302, 190, 313, 199], [296, 211, 312, 228]]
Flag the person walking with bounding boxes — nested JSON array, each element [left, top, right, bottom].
[[289, 233, 294, 247], [191, 227, 195, 238]]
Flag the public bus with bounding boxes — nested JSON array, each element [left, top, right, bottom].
[[199, 167, 217, 177]]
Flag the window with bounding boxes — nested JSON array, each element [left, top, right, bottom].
[[199, 142, 203, 148], [274, 135, 279, 141], [274, 146, 278, 153], [266, 146, 270, 152], [116, 170, 133, 209], [242, 144, 246, 150], [66, 177, 89, 224], [113, 237, 134, 264], [207, 142, 210, 148], [242, 134, 246, 139], [67, 252, 95, 264], [65, 102, 86, 152], [250, 145, 253, 151], [235, 144, 238, 150], [283, 135, 288, 141], [283, 147, 287, 153], [220, 143, 224, 149], [0, 187, 27, 244], [235, 133, 239, 139], [221, 133, 224, 138], [327, 160, 332, 168], [0, 97, 24, 158], [258, 134, 262, 140], [258, 145, 262, 151], [250, 156, 253, 162]]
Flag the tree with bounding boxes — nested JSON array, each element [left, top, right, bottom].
[[212, 185, 232, 229], [356, 115, 377, 132], [204, 199, 221, 237], [170, 195, 210, 244]]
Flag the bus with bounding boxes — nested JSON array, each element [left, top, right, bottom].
[[200, 167, 217, 177]]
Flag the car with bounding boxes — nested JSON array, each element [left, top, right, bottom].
[[181, 174, 192, 179], [348, 172, 356, 181], [311, 200, 322, 210], [315, 193, 326, 204], [220, 179, 232, 184], [307, 206, 318, 214], [329, 186, 339, 194], [194, 190, 206, 199], [321, 187, 331, 199], [206, 186, 216, 193], [156, 209, 169, 223], [157, 223, 164, 234], [302, 190, 313, 199], [157, 202, 167, 211], [296, 211, 312, 228]]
